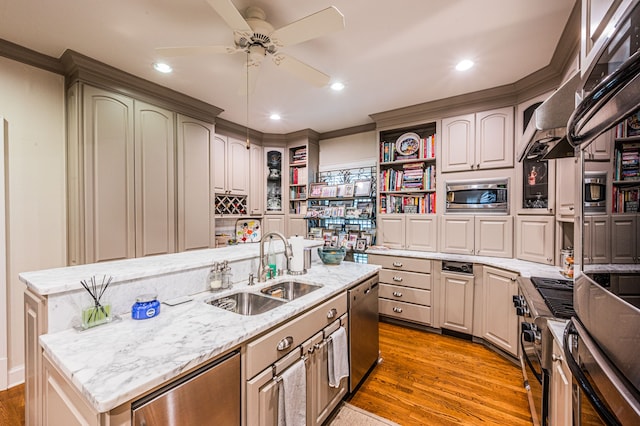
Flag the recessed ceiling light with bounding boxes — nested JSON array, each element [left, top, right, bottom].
[[153, 62, 173, 73], [455, 59, 474, 71], [330, 82, 345, 91], [270, 113, 281, 120]]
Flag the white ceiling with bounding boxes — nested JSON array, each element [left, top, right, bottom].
[[0, 0, 576, 134]]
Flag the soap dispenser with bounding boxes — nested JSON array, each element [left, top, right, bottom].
[[208, 262, 222, 290]]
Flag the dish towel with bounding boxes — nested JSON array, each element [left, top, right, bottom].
[[328, 326, 349, 388], [277, 358, 306, 426]]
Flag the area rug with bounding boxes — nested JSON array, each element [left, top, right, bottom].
[[327, 402, 400, 426]]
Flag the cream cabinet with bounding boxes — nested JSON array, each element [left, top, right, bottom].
[[550, 339, 572, 426], [584, 128, 613, 161], [67, 83, 177, 265], [262, 215, 286, 235], [480, 266, 519, 357], [583, 215, 610, 264], [440, 270, 474, 334], [555, 157, 578, 220], [440, 215, 513, 258], [515, 215, 555, 264], [287, 217, 307, 238], [249, 143, 264, 215], [369, 254, 433, 326], [176, 115, 215, 252], [611, 214, 639, 263], [441, 106, 514, 172], [213, 134, 249, 195], [377, 214, 437, 251]]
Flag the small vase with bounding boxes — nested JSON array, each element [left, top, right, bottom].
[[81, 303, 112, 329]]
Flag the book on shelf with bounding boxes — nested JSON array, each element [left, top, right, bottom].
[[379, 193, 436, 214], [291, 147, 307, 163], [380, 134, 436, 163], [290, 166, 308, 185]]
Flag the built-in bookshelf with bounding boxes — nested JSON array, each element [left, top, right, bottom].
[[378, 123, 437, 214], [612, 135, 640, 213], [289, 145, 309, 214]]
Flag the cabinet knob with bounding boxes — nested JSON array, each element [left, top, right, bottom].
[[470, 249, 474, 254], [392, 307, 403, 313], [327, 308, 338, 319], [470, 164, 474, 170], [552, 353, 563, 362], [547, 257, 553, 263], [392, 291, 403, 297], [392, 276, 403, 282], [277, 336, 294, 351], [392, 262, 403, 267]]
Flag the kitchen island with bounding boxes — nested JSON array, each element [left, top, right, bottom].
[[20, 242, 380, 425]]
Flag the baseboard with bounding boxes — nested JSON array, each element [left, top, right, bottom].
[[0, 356, 6, 389], [8, 364, 24, 389]]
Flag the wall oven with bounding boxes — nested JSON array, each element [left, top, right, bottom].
[[445, 178, 509, 213], [583, 171, 607, 214]]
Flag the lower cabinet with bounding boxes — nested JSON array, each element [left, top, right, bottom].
[[377, 214, 437, 251], [515, 215, 555, 264], [583, 215, 610, 264], [480, 266, 519, 357], [369, 254, 433, 325], [550, 339, 572, 426], [440, 270, 474, 334], [245, 293, 348, 426], [287, 216, 307, 238]]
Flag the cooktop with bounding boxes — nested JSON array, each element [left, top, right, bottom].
[[530, 276, 575, 320]]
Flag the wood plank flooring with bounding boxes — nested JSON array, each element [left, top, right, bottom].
[[348, 321, 533, 426], [0, 383, 24, 426]]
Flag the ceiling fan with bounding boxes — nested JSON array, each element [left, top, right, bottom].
[[156, 0, 345, 93]]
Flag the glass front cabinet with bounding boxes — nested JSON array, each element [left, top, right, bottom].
[[264, 148, 285, 215]]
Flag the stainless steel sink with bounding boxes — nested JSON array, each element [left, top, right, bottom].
[[206, 292, 286, 316], [260, 281, 322, 301]]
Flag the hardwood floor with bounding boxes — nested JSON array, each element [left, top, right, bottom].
[[0, 384, 24, 426], [348, 321, 533, 426]]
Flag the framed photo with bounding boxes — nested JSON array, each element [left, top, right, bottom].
[[344, 223, 360, 233], [330, 235, 339, 247], [338, 232, 348, 247], [627, 111, 640, 137], [321, 185, 338, 198], [355, 238, 367, 251], [361, 233, 373, 246], [345, 206, 360, 218], [309, 227, 323, 239], [354, 179, 372, 197], [346, 233, 358, 249], [309, 182, 327, 198], [358, 202, 373, 218], [322, 230, 334, 241]]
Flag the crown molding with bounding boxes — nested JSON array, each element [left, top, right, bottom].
[[0, 38, 64, 75]]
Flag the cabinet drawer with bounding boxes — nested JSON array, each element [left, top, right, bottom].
[[379, 299, 432, 325], [379, 283, 431, 306], [369, 254, 431, 274], [379, 269, 431, 290], [246, 292, 347, 379]]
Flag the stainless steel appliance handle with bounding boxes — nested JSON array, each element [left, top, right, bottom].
[[568, 50, 640, 147], [520, 333, 542, 383], [563, 321, 621, 426]]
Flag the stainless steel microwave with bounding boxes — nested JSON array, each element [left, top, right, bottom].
[[445, 178, 509, 214], [583, 171, 607, 214]]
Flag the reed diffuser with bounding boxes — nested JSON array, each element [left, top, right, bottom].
[[80, 275, 113, 329]]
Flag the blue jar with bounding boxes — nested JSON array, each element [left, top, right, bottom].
[[131, 294, 160, 320]]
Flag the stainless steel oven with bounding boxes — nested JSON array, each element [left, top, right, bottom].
[[445, 178, 509, 213], [583, 172, 606, 214]]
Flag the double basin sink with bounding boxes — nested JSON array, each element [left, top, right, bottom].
[[206, 281, 322, 316]]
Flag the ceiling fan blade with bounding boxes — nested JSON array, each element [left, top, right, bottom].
[[206, 0, 251, 32], [272, 53, 330, 87], [270, 6, 345, 47], [156, 45, 239, 57]]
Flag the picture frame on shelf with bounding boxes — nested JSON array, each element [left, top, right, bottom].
[[627, 111, 640, 137], [330, 235, 339, 247], [322, 230, 334, 241], [345, 207, 361, 218], [347, 233, 359, 249], [354, 179, 372, 197], [338, 183, 355, 198], [361, 233, 373, 247], [357, 202, 373, 218], [338, 232, 348, 247], [309, 182, 327, 198], [309, 227, 323, 239], [344, 223, 360, 233], [321, 185, 338, 198], [355, 238, 367, 251]]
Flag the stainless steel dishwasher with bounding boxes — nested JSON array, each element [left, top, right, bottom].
[[348, 275, 379, 392], [132, 351, 240, 426]]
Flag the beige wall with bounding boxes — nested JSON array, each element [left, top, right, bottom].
[[319, 131, 377, 170], [0, 57, 66, 386]]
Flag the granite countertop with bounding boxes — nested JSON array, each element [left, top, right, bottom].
[[39, 260, 379, 413], [366, 247, 568, 279]]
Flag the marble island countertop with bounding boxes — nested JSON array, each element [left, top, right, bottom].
[[39, 260, 380, 414]]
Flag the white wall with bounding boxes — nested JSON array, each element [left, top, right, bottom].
[[319, 131, 377, 170], [0, 57, 66, 387]]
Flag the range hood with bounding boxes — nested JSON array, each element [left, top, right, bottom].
[[517, 71, 581, 162]]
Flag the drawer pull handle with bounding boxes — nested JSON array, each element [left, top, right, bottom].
[[392, 262, 403, 267], [277, 336, 294, 351], [392, 276, 403, 282], [393, 291, 403, 297], [327, 308, 338, 319], [392, 307, 403, 313]]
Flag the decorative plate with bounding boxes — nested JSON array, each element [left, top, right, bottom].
[[395, 132, 421, 156]]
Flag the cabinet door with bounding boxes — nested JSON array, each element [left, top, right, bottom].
[[482, 267, 519, 357], [25, 290, 47, 426], [378, 214, 406, 249], [227, 136, 249, 195], [611, 215, 637, 263], [263, 215, 286, 235], [440, 215, 474, 255], [550, 340, 572, 426], [212, 135, 227, 193], [134, 101, 176, 257], [265, 148, 285, 214], [556, 157, 577, 218], [441, 271, 474, 334], [82, 86, 135, 263], [249, 143, 263, 215], [288, 217, 307, 238], [441, 114, 475, 172], [475, 216, 513, 258], [405, 214, 437, 251], [585, 128, 613, 160], [177, 115, 214, 251], [516, 216, 554, 264], [584, 215, 610, 264], [475, 107, 514, 170]]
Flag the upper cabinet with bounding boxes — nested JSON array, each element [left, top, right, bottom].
[[213, 135, 249, 195], [441, 107, 514, 172], [67, 83, 178, 264], [264, 147, 285, 215], [249, 143, 263, 215]]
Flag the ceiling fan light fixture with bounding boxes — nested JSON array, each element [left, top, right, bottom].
[[153, 62, 173, 73], [330, 82, 345, 91], [270, 113, 281, 120], [455, 59, 474, 71]]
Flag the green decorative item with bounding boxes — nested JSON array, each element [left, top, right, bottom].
[[80, 275, 113, 329]]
